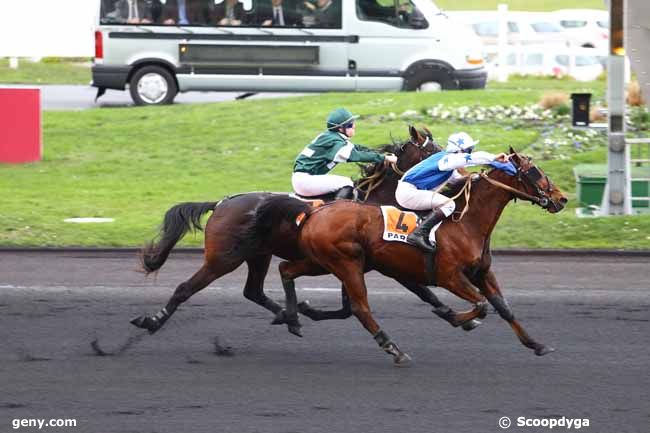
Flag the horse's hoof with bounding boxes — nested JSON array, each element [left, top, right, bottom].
[[477, 302, 489, 319], [130, 316, 146, 328], [130, 316, 159, 334], [297, 301, 312, 314], [534, 345, 555, 356], [461, 319, 481, 332], [288, 325, 303, 338], [393, 352, 412, 367], [271, 310, 286, 325]]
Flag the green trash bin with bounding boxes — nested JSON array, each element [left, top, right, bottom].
[[574, 164, 650, 210]]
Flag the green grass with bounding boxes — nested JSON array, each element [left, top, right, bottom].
[[0, 58, 91, 85], [436, 0, 606, 11], [1, 77, 648, 249]]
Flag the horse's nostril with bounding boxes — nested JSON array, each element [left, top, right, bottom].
[[559, 197, 568, 205]]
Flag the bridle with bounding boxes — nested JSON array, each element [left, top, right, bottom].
[[396, 134, 434, 175], [479, 156, 555, 209]]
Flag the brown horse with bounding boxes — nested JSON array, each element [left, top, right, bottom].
[[131, 126, 482, 335], [254, 148, 568, 364]]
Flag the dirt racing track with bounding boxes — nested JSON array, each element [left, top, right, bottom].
[[0, 250, 649, 433]]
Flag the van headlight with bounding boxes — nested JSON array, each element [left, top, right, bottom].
[[466, 54, 484, 66]]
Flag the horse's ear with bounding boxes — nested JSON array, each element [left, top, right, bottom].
[[409, 125, 419, 141], [422, 126, 433, 138], [509, 146, 517, 155]]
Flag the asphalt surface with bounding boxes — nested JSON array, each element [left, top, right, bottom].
[[9, 85, 306, 110], [0, 251, 649, 433]]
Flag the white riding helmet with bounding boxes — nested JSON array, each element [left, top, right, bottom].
[[446, 132, 479, 153]]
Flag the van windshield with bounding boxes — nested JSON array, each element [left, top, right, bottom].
[[357, 0, 428, 29], [99, 0, 343, 29]]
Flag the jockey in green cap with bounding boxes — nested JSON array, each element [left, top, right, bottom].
[[292, 108, 398, 200]]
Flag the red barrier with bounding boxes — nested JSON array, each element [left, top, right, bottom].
[[0, 88, 42, 163]]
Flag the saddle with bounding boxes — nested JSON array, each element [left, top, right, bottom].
[[292, 185, 359, 203], [292, 192, 337, 203], [289, 193, 326, 209]]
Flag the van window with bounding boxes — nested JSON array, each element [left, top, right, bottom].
[[531, 22, 561, 33], [99, 0, 343, 29], [472, 21, 497, 37], [596, 20, 608, 29], [555, 55, 569, 66], [357, 0, 427, 29], [575, 55, 598, 66], [507, 22, 519, 33], [525, 53, 543, 66], [560, 20, 587, 28]]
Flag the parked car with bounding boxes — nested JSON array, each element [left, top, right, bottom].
[[449, 11, 569, 49], [553, 9, 609, 50], [486, 45, 605, 81]]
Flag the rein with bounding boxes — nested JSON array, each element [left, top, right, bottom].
[[479, 172, 542, 204], [440, 168, 547, 223], [357, 162, 404, 202]]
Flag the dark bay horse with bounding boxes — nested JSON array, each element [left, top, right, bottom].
[[131, 126, 480, 335], [255, 148, 568, 364]]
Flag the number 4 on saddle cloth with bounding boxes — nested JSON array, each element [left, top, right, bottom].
[[381, 206, 442, 245]]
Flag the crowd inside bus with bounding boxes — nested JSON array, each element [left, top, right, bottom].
[[100, 0, 344, 28], [100, 0, 425, 29]]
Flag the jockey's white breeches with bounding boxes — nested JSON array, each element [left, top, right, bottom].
[[395, 181, 456, 216], [292, 172, 353, 197]]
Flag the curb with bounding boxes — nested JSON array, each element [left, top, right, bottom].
[[0, 247, 649, 257]]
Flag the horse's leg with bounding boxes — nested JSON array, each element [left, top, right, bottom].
[[131, 261, 230, 333], [242, 254, 283, 315], [334, 266, 411, 365], [478, 270, 554, 356], [437, 273, 490, 327], [298, 286, 352, 321], [397, 279, 481, 331], [275, 259, 329, 337]]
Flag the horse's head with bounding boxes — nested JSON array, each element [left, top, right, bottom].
[[396, 125, 442, 171], [356, 125, 441, 203], [507, 147, 568, 213]]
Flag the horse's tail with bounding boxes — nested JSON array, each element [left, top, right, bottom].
[[243, 195, 313, 250], [140, 201, 219, 274]]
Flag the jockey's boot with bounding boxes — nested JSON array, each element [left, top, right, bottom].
[[334, 185, 357, 201], [406, 209, 447, 253]]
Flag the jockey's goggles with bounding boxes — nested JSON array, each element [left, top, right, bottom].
[[343, 122, 355, 129]]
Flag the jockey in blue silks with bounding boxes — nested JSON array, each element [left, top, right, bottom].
[[395, 132, 510, 252]]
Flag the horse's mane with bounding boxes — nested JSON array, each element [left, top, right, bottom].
[[356, 141, 405, 182]]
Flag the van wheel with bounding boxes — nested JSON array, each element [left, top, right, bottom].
[[129, 66, 178, 106], [404, 64, 458, 91], [417, 82, 442, 92]]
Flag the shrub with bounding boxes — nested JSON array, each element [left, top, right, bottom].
[[627, 80, 646, 107], [539, 91, 569, 109]]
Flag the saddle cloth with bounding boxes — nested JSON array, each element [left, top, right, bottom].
[[289, 194, 325, 227], [380, 206, 442, 245]]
